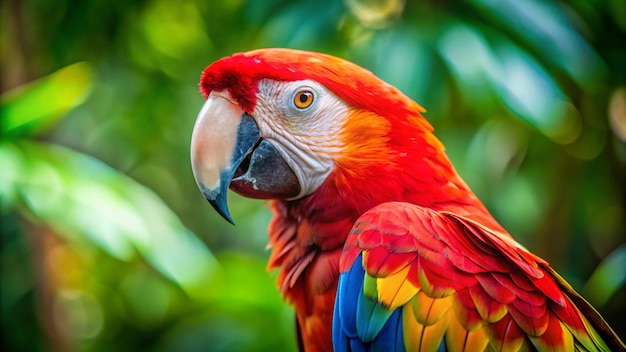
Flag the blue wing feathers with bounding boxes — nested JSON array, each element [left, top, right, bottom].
[[350, 339, 368, 351], [333, 294, 350, 351], [371, 308, 404, 351], [337, 254, 364, 338], [356, 289, 394, 341], [333, 254, 406, 351]]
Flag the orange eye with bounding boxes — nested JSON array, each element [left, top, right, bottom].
[[294, 90, 314, 109]]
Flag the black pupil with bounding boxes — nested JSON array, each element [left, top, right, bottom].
[[299, 92, 310, 103]]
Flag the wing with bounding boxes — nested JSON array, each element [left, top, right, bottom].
[[332, 201, 624, 351]]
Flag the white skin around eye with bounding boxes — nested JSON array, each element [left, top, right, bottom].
[[252, 79, 350, 198]]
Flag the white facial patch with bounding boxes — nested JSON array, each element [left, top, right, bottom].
[[252, 79, 350, 199]]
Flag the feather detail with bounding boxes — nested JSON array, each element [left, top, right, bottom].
[[446, 311, 489, 352], [375, 265, 419, 308], [451, 288, 484, 331], [508, 298, 550, 337], [413, 291, 452, 326], [487, 315, 527, 352], [371, 308, 405, 352], [266, 204, 298, 270], [468, 284, 507, 323], [334, 254, 406, 350], [356, 290, 394, 342], [336, 256, 364, 339], [283, 250, 316, 292], [336, 201, 624, 351], [529, 313, 575, 352], [418, 261, 457, 298], [363, 246, 417, 277], [403, 301, 449, 352], [476, 274, 517, 305]]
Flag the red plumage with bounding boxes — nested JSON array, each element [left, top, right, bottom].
[[347, 202, 622, 350], [196, 49, 625, 351]]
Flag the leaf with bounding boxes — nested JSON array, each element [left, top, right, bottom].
[[582, 245, 626, 308], [1, 62, 93, 139], [468, 0, 604, 88], [0, 140, 217, 296], [437, 23, 581, 144]]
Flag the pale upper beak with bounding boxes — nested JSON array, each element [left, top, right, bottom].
[[190, 91, 300, 224]]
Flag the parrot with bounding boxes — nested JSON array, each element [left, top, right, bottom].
[[190, 48, 625, 351]]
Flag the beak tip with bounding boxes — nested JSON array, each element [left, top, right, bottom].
[[208, 198, 235, 225], [199, 184, 236, 225]]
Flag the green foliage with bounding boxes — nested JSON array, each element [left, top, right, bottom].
[[0, 140, 217, 293], [1, 0, 625, 350], [1, 62, 93, 138]]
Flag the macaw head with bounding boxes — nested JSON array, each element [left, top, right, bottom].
[[191, 48, 450, 224]]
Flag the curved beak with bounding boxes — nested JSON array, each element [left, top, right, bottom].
[[190, 92, 300, 224]]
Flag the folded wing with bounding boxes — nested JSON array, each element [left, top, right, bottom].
[[333, 201, 621, 352]]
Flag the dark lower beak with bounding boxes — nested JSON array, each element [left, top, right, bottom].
[[191, 92, 300, 224]]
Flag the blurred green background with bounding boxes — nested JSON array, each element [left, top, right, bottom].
[[1, 0, 625, 351]]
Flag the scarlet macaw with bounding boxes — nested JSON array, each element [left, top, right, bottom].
[[190, 49, 625, 351]]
